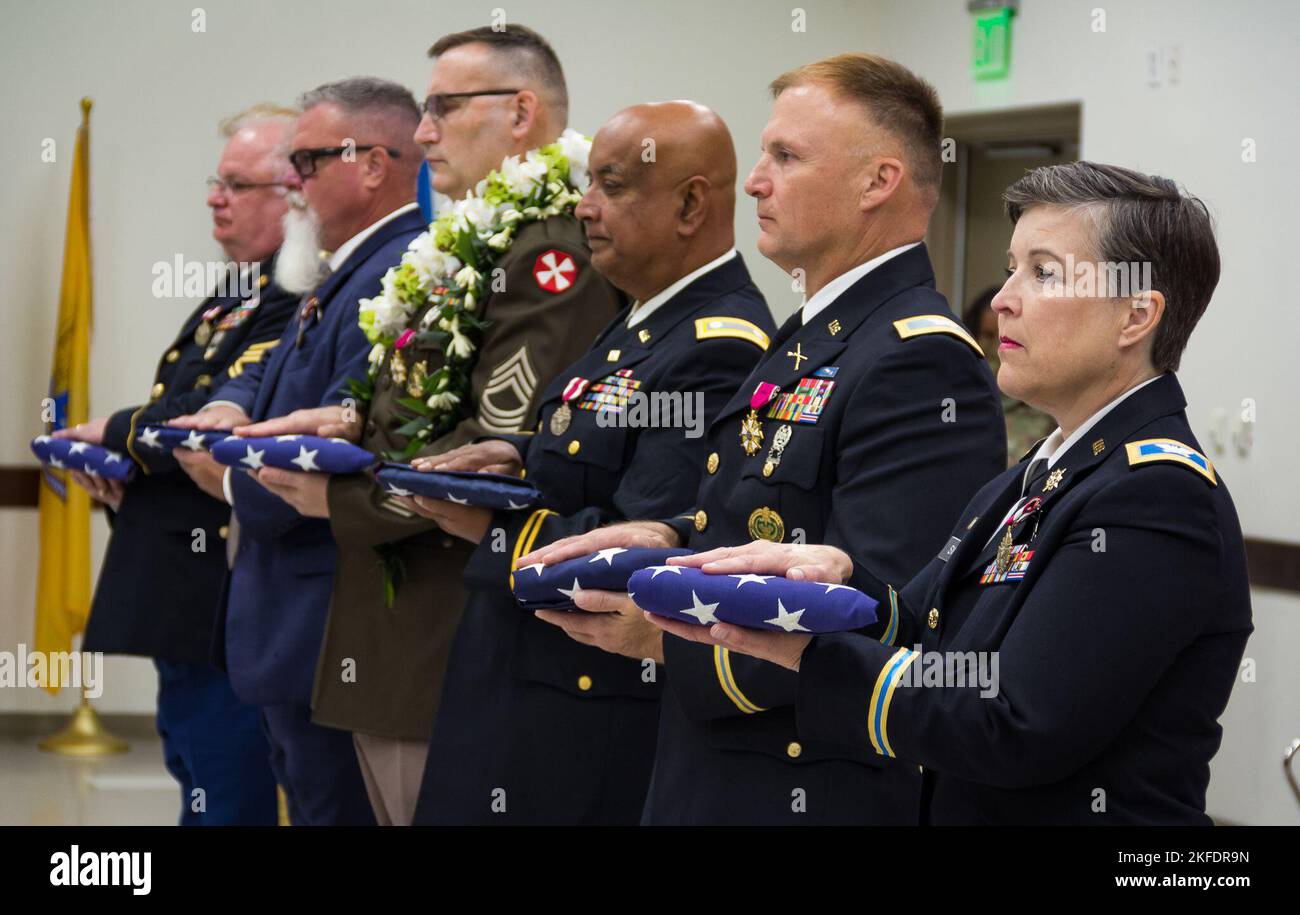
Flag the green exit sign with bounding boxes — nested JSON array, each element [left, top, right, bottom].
[[972, 6, 1015, 80]]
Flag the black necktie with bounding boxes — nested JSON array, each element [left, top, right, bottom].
[[1022, 457, 1050, 497]]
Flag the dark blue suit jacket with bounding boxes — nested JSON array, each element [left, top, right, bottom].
[[212, 206, 426, 706]]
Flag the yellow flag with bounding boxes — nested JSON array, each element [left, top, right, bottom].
[[34, 98, 94, 691]]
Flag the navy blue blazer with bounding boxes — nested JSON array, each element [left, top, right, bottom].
[[212, 206, 426, 706]]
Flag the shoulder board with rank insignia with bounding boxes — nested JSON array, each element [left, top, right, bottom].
[[695, 317, 770, 351], [892, 314, 984, 356], [1125, 438, 1216, 485]]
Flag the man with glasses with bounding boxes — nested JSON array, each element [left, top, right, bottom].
[[54, 104, 300, 825], [172, 77, 427, 826], [236, 24, 622, 827]]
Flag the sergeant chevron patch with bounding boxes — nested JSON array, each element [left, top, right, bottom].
[[478, 344, 538, 432]]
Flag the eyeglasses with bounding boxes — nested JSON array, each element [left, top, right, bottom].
[[421, 89, 520, 121], [206, 176, 289, 195], [288, 145, 403, 178]]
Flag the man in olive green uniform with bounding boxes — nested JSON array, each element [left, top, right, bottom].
[[248, 24, 622, 825]]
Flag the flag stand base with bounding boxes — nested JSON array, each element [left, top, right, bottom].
[[38, 697, 129, 757]]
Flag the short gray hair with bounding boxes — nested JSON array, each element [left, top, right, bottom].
[[297, 77, 420, 129], [219, 102, 299, 138], [1004, 161, 1220, 373]]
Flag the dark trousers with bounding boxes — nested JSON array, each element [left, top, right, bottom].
[[154, 659, 277, 826], [260, 702, 375, 826]]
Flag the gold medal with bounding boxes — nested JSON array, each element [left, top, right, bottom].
[[747, 506, 785, 542], [194, 321, 212, 346], [995, 526, 1014, 573], [740, 409, 764, 455], [550, 403, 572, 435]]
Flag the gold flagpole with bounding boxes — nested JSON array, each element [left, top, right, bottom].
[[36, 97, 127, 759], [39, 692, 128, 756]]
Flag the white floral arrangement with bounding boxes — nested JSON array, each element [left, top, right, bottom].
[[351, 129, 591, 459]]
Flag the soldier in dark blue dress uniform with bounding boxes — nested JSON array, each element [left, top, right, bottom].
[[401, 102, 776, 824], [60, 108, 299, 824]]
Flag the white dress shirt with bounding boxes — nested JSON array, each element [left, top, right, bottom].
[[626, 248, 738, 327], [328, 202, 421, 271], [800, 242, 920, 324]]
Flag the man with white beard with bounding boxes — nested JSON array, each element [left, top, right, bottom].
[[53, 104, 300, 824], [172, 77, 427, 825]]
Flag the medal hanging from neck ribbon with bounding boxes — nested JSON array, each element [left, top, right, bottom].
[[995, 496, 1042, 572], [741, 383, 779, 456]]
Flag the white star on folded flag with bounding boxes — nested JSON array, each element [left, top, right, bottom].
[[589, 548, 628, 565], [68, 442, 88, 454], [765, 599, 810, 632], [139, 427, 163, 449], [50, 457, 65, 469], [648, 564, 683, 578], [104, 452, 122, 462], [384, 483, 413, 497], [557, 578, 583, 600], [517, 562, 546, 576], [275, 435, 301, 441], [34, 435, 51, 444], [182, 430, 207, 451], [506, 499, 528, 510], [84, 466, 99, 478], [681, 590, 720, 624], [240, 446, 266, 469], [290, 446, 320, 471], [446, 494, 471, 505], [731, 574, 772, 587], [823, 583, 854, 593]]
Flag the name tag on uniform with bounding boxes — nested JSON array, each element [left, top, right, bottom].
[[938, 536, 961, 562]]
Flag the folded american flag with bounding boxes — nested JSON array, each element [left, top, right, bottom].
[[629, 566, 878, 633], [138, 425, 230, 452], [374, 463, 539, 510], [30, 435, 135, 482], [210, 434, 374, 473], [513, 547, 694, 610]]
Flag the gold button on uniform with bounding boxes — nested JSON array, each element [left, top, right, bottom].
[[165, 349, 180, 363], [218, 525, 229, 540], [567, 440, 581, 455], [928, 608, 940, 630], [706, 452, 720, 474], [193, 374, 211, 388], [693, 509, 708, 532], [577, 675, 592, 691], [150, 382, 165, 399], [786, 741, 802, 758]]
